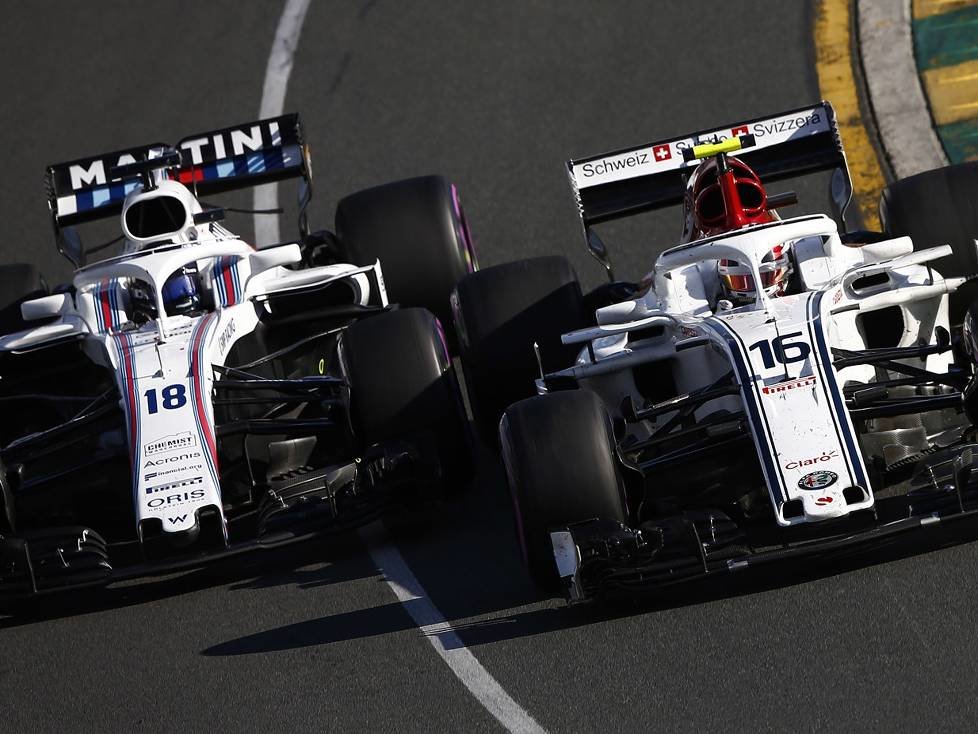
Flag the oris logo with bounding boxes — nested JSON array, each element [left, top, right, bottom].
[[146, 488, 206, 509]]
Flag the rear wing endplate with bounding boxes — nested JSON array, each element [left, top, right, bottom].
[[566, 101, 853, 232]]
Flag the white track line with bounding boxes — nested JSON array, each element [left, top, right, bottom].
[[257, 5, 545, 731], [254, 0, 312, 247], [366, 534, 547, 734]]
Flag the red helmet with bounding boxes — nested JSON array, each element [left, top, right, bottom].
[[679, 155, 793, 305], [717, 244, 793, 305], [687, 155, 775, 240]]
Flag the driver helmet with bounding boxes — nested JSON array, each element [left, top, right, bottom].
[[717, 244, 793, 305], [162, 266, 201, 316], [686, 155, 775, 240]]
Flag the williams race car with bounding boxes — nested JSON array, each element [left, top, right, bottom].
[[0, 114, 476, 606], [452, 100, 978, 602]]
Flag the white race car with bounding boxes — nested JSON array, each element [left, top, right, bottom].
[[453, 101, 978, 602], [0, 114, 476, 607]]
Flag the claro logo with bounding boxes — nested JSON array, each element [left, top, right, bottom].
[[784, 450, 838, 471], [143, 452, 201, 468]]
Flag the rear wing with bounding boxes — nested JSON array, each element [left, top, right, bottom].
[[45, 114, 310, 263], [566, 101, 853, 235]]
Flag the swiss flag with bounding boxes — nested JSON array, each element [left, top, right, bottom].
[[731, 125, 749, 137], [652, 144, 671, 162]]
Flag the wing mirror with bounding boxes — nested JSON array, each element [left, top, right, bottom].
[[248, 242, 303, 276], [766, 191, 798, 210], [587, 228, 615, 282], [57, 226, 84, 268], [21, 293, 70, 321], [194, 208, 225, 225]]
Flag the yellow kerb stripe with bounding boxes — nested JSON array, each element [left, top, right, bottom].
[[913, 0, 977, 20], [922, 58, 978, 125], [814, 0, 887, 230]]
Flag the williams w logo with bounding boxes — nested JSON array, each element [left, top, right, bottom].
[[168, 515, 188, 524]]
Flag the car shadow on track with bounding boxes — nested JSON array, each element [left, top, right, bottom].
[[201, 500, 978, 657], [0, 534, 373, 629]]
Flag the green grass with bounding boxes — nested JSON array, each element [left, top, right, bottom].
[[914, 4, 978, 70]]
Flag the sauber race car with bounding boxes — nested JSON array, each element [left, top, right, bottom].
[[452, 101, 978, 602], [0, 114, 477, 607]]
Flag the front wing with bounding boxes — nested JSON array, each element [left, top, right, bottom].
[[552, 443, 978, 603]]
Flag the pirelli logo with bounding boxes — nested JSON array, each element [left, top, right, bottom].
[[761, 375, 817, 394], [145, 476, 204, 496]]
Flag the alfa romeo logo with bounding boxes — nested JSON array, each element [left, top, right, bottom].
[[798, 470, 838, 490]]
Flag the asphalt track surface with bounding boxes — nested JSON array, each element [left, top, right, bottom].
[[3, 2, 978, 732]]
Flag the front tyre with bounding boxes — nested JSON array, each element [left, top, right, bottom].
[[340, 308, 473, 493], [500, 390, 627, 590]]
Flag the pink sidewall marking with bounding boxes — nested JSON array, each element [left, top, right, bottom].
[[450, 183, 478, 273]]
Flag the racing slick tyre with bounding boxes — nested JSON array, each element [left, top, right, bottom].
[[501, 389, 627, 590], [335, 176, 477, 351], [452, 256, 588, 447], [0, 264, 46, 335], [340, 307, 473, 493], [880, 162, 978, 324]]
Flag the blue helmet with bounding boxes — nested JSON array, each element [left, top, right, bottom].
[[162, 268, 200, 316]]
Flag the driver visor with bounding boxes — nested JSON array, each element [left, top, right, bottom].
[[720, 265, 789, 293]]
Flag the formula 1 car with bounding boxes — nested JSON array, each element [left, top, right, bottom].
[[452, 101, 978, 602], [0, 114, 476, 607]]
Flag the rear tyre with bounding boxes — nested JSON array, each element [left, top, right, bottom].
[[880, 162, 978, 323], [452, 256, 588, 446], [500, 390, 627, 589], [0, 264, 47, 335], [340, 308, 473, 492], [335, 176, 476, 350]]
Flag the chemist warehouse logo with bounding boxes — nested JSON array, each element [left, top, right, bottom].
[[144, 432, 196, 456]]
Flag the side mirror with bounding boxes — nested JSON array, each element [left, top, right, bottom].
[[297, 178, 312, 239], [194, 208, 225, 225], [249, 242, 303, 276], [22, 293, 70, 321], [766, 191, 798, 210], [58, 226, 84, 268], [587, 228, 615, 282], [831, 167, 853, 231]]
